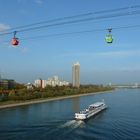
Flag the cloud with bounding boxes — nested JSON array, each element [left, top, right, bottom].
[[61, 50, 140, 58], [17, 0, 44, 4], [94, 50, 140, 57], [0, 23, 10, 31]]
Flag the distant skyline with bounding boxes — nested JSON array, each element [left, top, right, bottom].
[[1, 0, 140, 84]]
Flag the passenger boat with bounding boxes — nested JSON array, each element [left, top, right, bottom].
[[75, 100, 107, 120]]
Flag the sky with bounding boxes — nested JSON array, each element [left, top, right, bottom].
[[0, 0, 140, 84]]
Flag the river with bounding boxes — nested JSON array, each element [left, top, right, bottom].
[[0, 89, 140, 140]]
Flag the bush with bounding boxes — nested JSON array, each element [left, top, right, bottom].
[[0, 94, 9, 102]]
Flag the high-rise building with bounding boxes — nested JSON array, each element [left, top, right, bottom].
[[72, 62, 80, 88]]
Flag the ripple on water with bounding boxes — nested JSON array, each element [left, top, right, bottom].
[[1, 89, 140, 140]]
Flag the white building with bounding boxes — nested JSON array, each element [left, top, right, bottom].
[[72, 62, 80, 88], [42, 80, 47, 88], [34, 79, 47, 88], [34, 76, 69, 88], [46, 76, 69, 87], [26, 83, 34, 90], [34, 79, 41, 88]]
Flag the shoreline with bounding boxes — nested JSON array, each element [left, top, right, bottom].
[[0, 90, 113, 109]]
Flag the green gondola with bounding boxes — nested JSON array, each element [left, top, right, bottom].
[[105, 28, 113, 44], [105, 34, 113, 43]]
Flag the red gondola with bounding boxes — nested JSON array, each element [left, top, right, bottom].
[[11, 31, 19, 46], [11, 38, 19, 46]]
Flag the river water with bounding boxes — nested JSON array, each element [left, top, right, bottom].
[[0, 89, 140, 140]]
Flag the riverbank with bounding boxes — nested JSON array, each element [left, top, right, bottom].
[[0, 90, 113, 109]]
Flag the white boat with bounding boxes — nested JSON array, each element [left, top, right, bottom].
[[75, 100, 107, 120]]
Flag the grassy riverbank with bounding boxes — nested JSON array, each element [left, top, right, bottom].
[[0, 85, 114, 109]]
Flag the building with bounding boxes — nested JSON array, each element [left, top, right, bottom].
[[42, 80, 47, 88], [0, 79, 8, 90], [8, 80, 15, 89], [72, 62, 80, 88], [26, 83, 34, 90], [46, 76, 69, 87], [34, 79, 42, 88], [34, 79, 47, 88], [0, 79, 15, 90]]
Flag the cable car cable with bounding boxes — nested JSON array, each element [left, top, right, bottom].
[[1, 4, 140, 34], [1, 9, 140, 37], [1, 23, 140, 45], [1, 4, 140, 33]]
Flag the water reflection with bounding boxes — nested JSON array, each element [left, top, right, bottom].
[[71, 97, 80, 112]]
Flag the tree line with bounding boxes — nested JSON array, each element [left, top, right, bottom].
[[0, 85, 114, 102]]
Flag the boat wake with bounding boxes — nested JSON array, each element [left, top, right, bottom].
[[60, 120, 84, 129], [73, 120, 84, 128], [61, 120, 76, 128]]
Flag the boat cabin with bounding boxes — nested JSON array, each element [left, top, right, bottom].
[[89, 102, 104, 109]]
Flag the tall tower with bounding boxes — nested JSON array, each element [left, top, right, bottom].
[[72, 62, 80, 88]]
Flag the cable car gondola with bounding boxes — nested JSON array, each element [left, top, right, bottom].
[[105, 28, 113, 44], [11, 31, 19, 46]]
